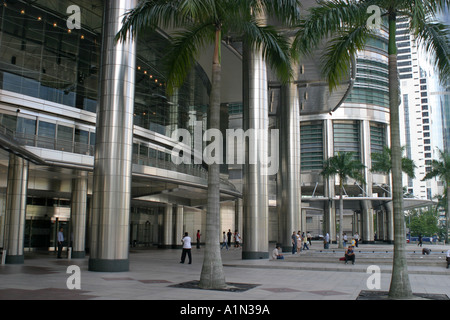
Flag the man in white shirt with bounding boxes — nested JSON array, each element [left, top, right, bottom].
[[180, 232, 192, 264], [272, 245, 284, 260]]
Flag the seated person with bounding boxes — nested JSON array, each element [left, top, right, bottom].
[[446, 249, 450, 269], [345, 246, 356, 265], [272, 245, 284, 260], [422, 248, 431, 255]]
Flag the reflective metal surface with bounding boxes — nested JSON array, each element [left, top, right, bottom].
[[242, 42, 269, 259], [4, 154, 28, 264], [71, 171, 88, 258], [277, 62, 301, 250], [89, 0, 137, 272]]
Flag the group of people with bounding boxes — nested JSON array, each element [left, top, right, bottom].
[[179, 229, 242, 264], [291, 231, 312, 254], [221, 229, 241, 250]]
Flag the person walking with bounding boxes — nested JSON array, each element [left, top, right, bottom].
[[324, 232, 330, 249], [354, 232, 360, 247], [221, 231, 229, 250], [180, 232, 192, 264], [343, 233, 348, 247], [307, 232, 312, 246], [297, 231, 302, 253], [57, 227, 64, 259], [234, 230, 241, 248], [418, 235, 423, 247], [291, 231, 297, 254], [196, 230, 201, 249], [302, 232, 309, 250], [227, 229, 232, 247]]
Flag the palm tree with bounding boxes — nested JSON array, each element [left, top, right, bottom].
[[422, 148, 450, 243], [116, 0, 301, 289], [371, 146, 417, 179], [321, 152, 366, 249], [294, 0, 450, 299]]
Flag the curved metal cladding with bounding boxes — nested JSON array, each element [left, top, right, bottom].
[[4, 153, 28, 264], [242, 42, 269, 260], [277, 62, 301, 252], [89, 0, 137, 272], [71, 171, 88, 259]]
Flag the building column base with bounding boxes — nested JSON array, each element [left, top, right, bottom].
[[6, 255, 24, 264], [71, 251, 86, 259], [242, 251, 269, 260], [88, 258, 129, 272]]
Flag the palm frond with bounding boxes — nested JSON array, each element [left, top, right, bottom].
[[164, 22, 215, 95], [241, 20, 293, 83], [321, 25, 370, 90], [115, 0, 183, 42], [414, 21, 450, 84], [292, 0, 377, 56]]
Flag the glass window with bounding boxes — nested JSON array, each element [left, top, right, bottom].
[[37, 121, 56, 148], [1, 114, 17, 131], [333, 121, 360, 158], [17, 117, 36, 146], [56, 125, 74, 151], [301, 122, 323, 171], [74, 128, 89, 154]]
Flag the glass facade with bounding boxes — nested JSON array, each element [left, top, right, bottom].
[[300, 121, 323, 171], [0, 0, 102, 111], [0, 0, 210, 139], [370, 122, 386, 154], [333, 121, 360, 158], [346, 58, 389, 108]]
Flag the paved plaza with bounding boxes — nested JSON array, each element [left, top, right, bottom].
[[1, 242, 449, 303]]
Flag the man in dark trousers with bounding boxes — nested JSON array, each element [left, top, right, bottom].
[[180, 232, 192, 264], [196, 230, 201, 249], [227, 229, 232, 247]]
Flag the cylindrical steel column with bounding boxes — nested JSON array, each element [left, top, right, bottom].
[[4, 154, 28, 264], [242, 42, 269, 259], [361, 200, 374, 243], [277, 64, 301, 251], [71, 171, 88, 259], [162, 203, 173, 248], [89, 0, 137, 272], [385, 202, 394, 243], [174, 205, 184, 248]]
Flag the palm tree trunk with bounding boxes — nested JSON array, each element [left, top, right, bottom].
[[199, 29, 227, 290], [339, 181, 344, 249], [387, 12, 412, 299]]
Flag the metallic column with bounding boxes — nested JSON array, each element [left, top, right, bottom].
[[71, 171, 88, 259], [242, 42, 269, 259], [4, 154, 28, 264], [89, 0, 137, 272], [277, 65, 301, 251], [174, 205, 184, 248], [361, 200, 374, 243], [162, 203, 173, 248], [324, 119, 336, 242], [385, 202, 394, 243]]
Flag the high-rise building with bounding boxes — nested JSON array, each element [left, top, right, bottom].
[[0, 0, 434, 269], [396, 18, 444, 200]]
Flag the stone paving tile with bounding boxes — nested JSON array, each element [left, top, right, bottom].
[[0, 243, 449, 302]]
